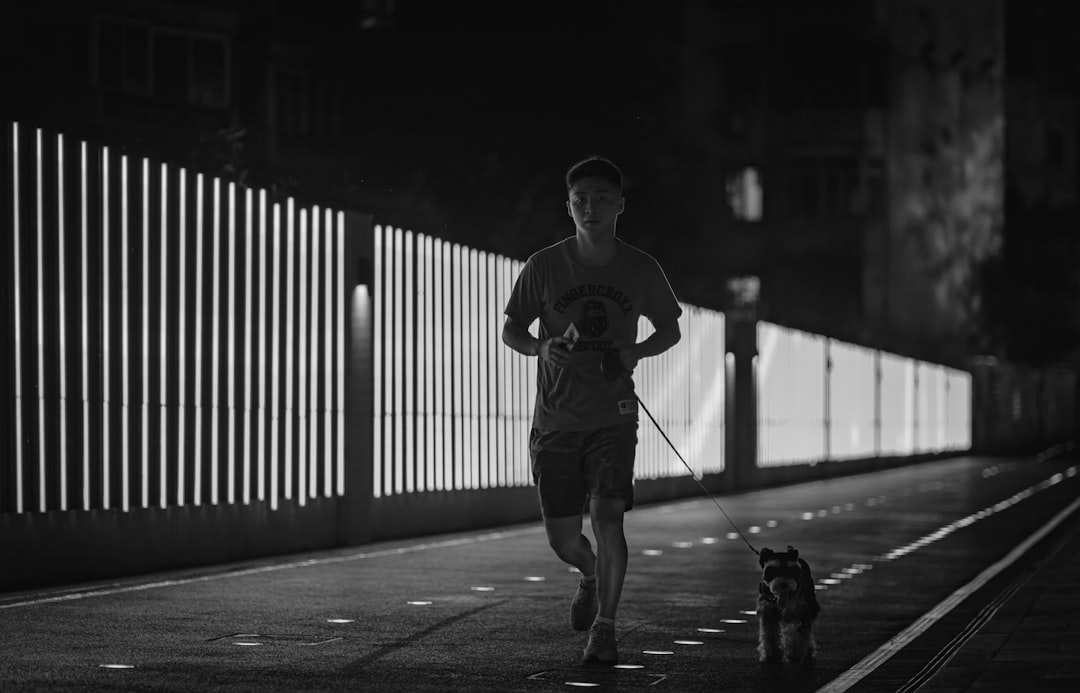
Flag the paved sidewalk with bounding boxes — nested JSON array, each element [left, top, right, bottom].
[[919, 509, 1080, 692]]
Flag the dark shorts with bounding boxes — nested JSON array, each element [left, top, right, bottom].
[[529, 423, 638, 518]]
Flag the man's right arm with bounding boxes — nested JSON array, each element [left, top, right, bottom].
[[502, 317, 573, 366], [502, 316, 540, 356]]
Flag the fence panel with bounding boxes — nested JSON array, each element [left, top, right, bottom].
[[828, 340, 877, 460], [3, 122, 347, 517], [757, 322, 828, 466]]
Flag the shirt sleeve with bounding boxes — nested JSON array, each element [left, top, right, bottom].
[[504, 255, 544, 324], [644, 258, 682, 325]]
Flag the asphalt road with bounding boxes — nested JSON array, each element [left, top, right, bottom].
[[2, 451, 1078, 692]]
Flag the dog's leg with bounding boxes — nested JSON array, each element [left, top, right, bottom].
[[803, 626, 816, 664], [757, 605, 782, 663], [780, 621, 805, 664]]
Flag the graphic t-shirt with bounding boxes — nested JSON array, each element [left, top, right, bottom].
[[504, 237, 682, 431]]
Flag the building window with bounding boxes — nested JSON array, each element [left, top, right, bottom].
[[96, 19, 230, 108], [788, 157, 866, 218], [274, 68, 339, 147], [727, 166, 764, 221]]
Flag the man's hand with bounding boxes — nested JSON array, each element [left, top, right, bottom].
[[538, 336, 576, 368]]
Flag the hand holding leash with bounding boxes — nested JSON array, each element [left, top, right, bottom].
[[602, 348, 759, 557]]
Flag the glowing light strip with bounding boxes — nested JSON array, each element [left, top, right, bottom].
[[80, 142, 90, 510], [271, 201, 284, 508], [404, 230, 413, 493], [257, 191, 268, 503], [141, 158, 150, 509], [433, 239, 445, 492], [453, 244, 464, 491], [477, 251, 488, 489], [417, 234, 428, 492], [464, 249, 475, 490], [158, 163, 168, 508], [210, 178, 222, 505], [335, 211, 344, 496], [373, 225, 383, 499], [177, 171, 187, 507], [120, 154, 130, 512], [101, 147, 111, 509], [57, 134, 68, 510], [242, 188, 253, 505], [35, 130, 47, 512], [192, 174, 204, 507], [11, 125, 23, 513], [324, 208, 334, 497], [297, 209, 308, 506], [307, 207, 320, 500], [393, 228, 403, 496], [492, 257, 504, 488], [283, 199, 295, 502], [425, 235, 436, 492], [226, 183, 237, 504]]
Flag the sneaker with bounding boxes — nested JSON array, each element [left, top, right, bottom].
[[582, 622, 618, 664], [569, 577, 598, 631]]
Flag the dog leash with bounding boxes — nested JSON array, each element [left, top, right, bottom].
[[602, 349, 761, 558]]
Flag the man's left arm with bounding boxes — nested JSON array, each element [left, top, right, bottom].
[[620, 317, 681, 371]]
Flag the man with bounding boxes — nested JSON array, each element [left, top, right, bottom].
[[502, 156, 682, 664]]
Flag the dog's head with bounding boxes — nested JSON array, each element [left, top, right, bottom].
[[758, 545, 814, 610]]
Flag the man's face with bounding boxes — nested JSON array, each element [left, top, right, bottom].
[[566, 177, 624, 235]]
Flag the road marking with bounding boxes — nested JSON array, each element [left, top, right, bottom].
[[815, 492, 1080, 693], [0, 526, 544, 610]]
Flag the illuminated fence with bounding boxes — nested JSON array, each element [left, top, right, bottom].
[[372, 226, 536, 496], [2, 122, 347, 515], [636, 305, 726, 478], [757, 322, 972, 467], [372, 226, 727, 497]]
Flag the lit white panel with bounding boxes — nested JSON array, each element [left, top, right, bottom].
[[159, 163, 169, 508], [879, 352, 915, 456], [270, 201, 283, 509], [828, 340, 877, 461], [756, 323, 826, 467], [57, 135, 69, 510], [257, 190, 268, 503], [242, 188, 254, 505], [34, 130, 47, 512], [372, 224, 384, 498], [177, 170, 187, 507], [466, 249, 478, 490], [139, 158, 149, 509], [432, 239, 445, 492], [945, 369, 972, 450], [307, 207, 320, 500], [80, 142, 91, 510], [12, 124, 24, 513], [209, 177, 222, 506], [297, 209, 309, 506], [476, 250, 489, 490], [283, 198, 296, 502], [120, 154, 130, 512], [226, 182, 237, 505], [393, 227, 404, 496], [421, 234, 434, 492], [493, 255, 506, 488], [334, 211, 344, 497], [324, 208, 333, 498], [404, 230, 414, 494], [453, 244, 464, 491], [254, 188, 267, 500]]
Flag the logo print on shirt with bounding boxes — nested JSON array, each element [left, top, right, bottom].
[[580, 300, 608, 338]]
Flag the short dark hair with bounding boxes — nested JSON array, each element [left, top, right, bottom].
[[565, 156, 623, 192]]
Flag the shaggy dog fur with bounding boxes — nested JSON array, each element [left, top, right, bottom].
[[756, 546, 820, 665]]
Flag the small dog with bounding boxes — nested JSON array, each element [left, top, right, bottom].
[[756, 545, 820, 665]]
